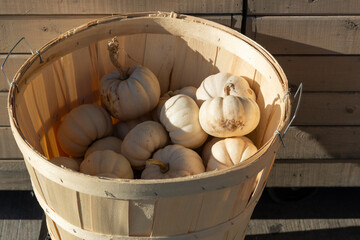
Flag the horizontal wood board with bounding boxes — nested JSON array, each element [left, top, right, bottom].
[[0, 160, 31, 190], [277, 126, 360, 160], [0, 220, 42, 239], [248, 218, 360, 238], [246, 16, 360, 55], [0, 0, 243, 14], [0, 15, 236, 54], [0, 127, 22, 159], [275, 55, 360, 92], [291, 92, 360, 126], [268, 159, 360, 187], [247, 0, 360, 15]]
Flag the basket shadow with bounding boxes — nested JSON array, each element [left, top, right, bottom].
[[252, 187, 360, 219], [245, 188, 360, 239], [251, 33, 341, 55], [0, 191, 43, 220]]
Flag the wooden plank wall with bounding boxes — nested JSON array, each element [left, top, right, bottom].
[[0, 1, 243, 190], [246, 0, 360, 187]]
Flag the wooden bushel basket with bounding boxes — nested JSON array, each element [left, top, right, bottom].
[[7, 12, 291, 240]]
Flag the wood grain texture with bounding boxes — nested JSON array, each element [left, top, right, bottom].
[[6, 88, 359, 128], [3, 159, 360, 190], [0, 54, 31, 91], [267, 159, 360, 187], [276, 56, 360, 92], [0, 16, 104, 53], [247, 219, 360, 237], [0, 127, 22, 159], [0, 92, 9, 125], [277, 126, 360, 160], [293, 92, 360, 126], [0, 160, 31, 190], [247, 0, 360, 15], [0, 15, 234, 54], [0, 0, 242, 15], [0, 220, 42, 240], [246, 16, 360, 55]]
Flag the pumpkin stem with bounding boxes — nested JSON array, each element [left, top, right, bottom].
[[167, 91, 176, 97], [147, 159, 169, 174], [224, 83, 235, 96], [107, 37, 128, 80]]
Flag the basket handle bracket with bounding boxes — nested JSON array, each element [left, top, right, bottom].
[[276, 83, 303, 147], [1, 37, 43, 90]]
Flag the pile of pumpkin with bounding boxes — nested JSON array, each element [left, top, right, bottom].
[[49, 37, 261, 180]]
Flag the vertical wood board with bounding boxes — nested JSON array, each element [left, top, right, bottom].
[[151, 194, 203, 236]]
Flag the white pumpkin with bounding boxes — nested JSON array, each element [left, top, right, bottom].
[[152, 86, 201, 122], [206, 136, 258, 171], [114, 113, 152, 140], [196, 72, 256, 104], [201, 137, 222, 167], [84, 136, 123, 159], [160, 94, 208, 149], [99, 37, 160, 121], [57, 104, 113, 157], [141, 144, 205, 179], [80, 150, 133, 179], [199, 83, 260, 138], [121, 121, 168, 169], [49, 157, 81, 171]]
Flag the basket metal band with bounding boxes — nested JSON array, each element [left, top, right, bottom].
[[33, 187, 256, 240], [276, 83, 303, 147], [1, 37, 43, 88]]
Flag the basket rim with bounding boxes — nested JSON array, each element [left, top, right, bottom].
[[8, 12, 290, 199]]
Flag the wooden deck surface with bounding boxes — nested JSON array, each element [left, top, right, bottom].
[[1, 188, 360, 239]]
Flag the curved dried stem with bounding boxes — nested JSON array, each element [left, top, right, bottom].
[[107, 37, 128, 80], [147, 159, 169, 174]]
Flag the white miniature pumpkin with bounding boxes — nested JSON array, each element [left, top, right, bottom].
[[57, 104, 113, 157], [80, 150, 133, 179], [160, 94, 208, 149], [84, 136, 123, 159], [196, 72, 256, 104], [199, 83, 260, 138], [114, 113, 152, 140], [99, 37, 160, 121], [201, 137, 222, 167], [121, 121, 168, 169], [152, 86, 201, 122], [206, 136, 258, 171], [141, 144, 205, 179]]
